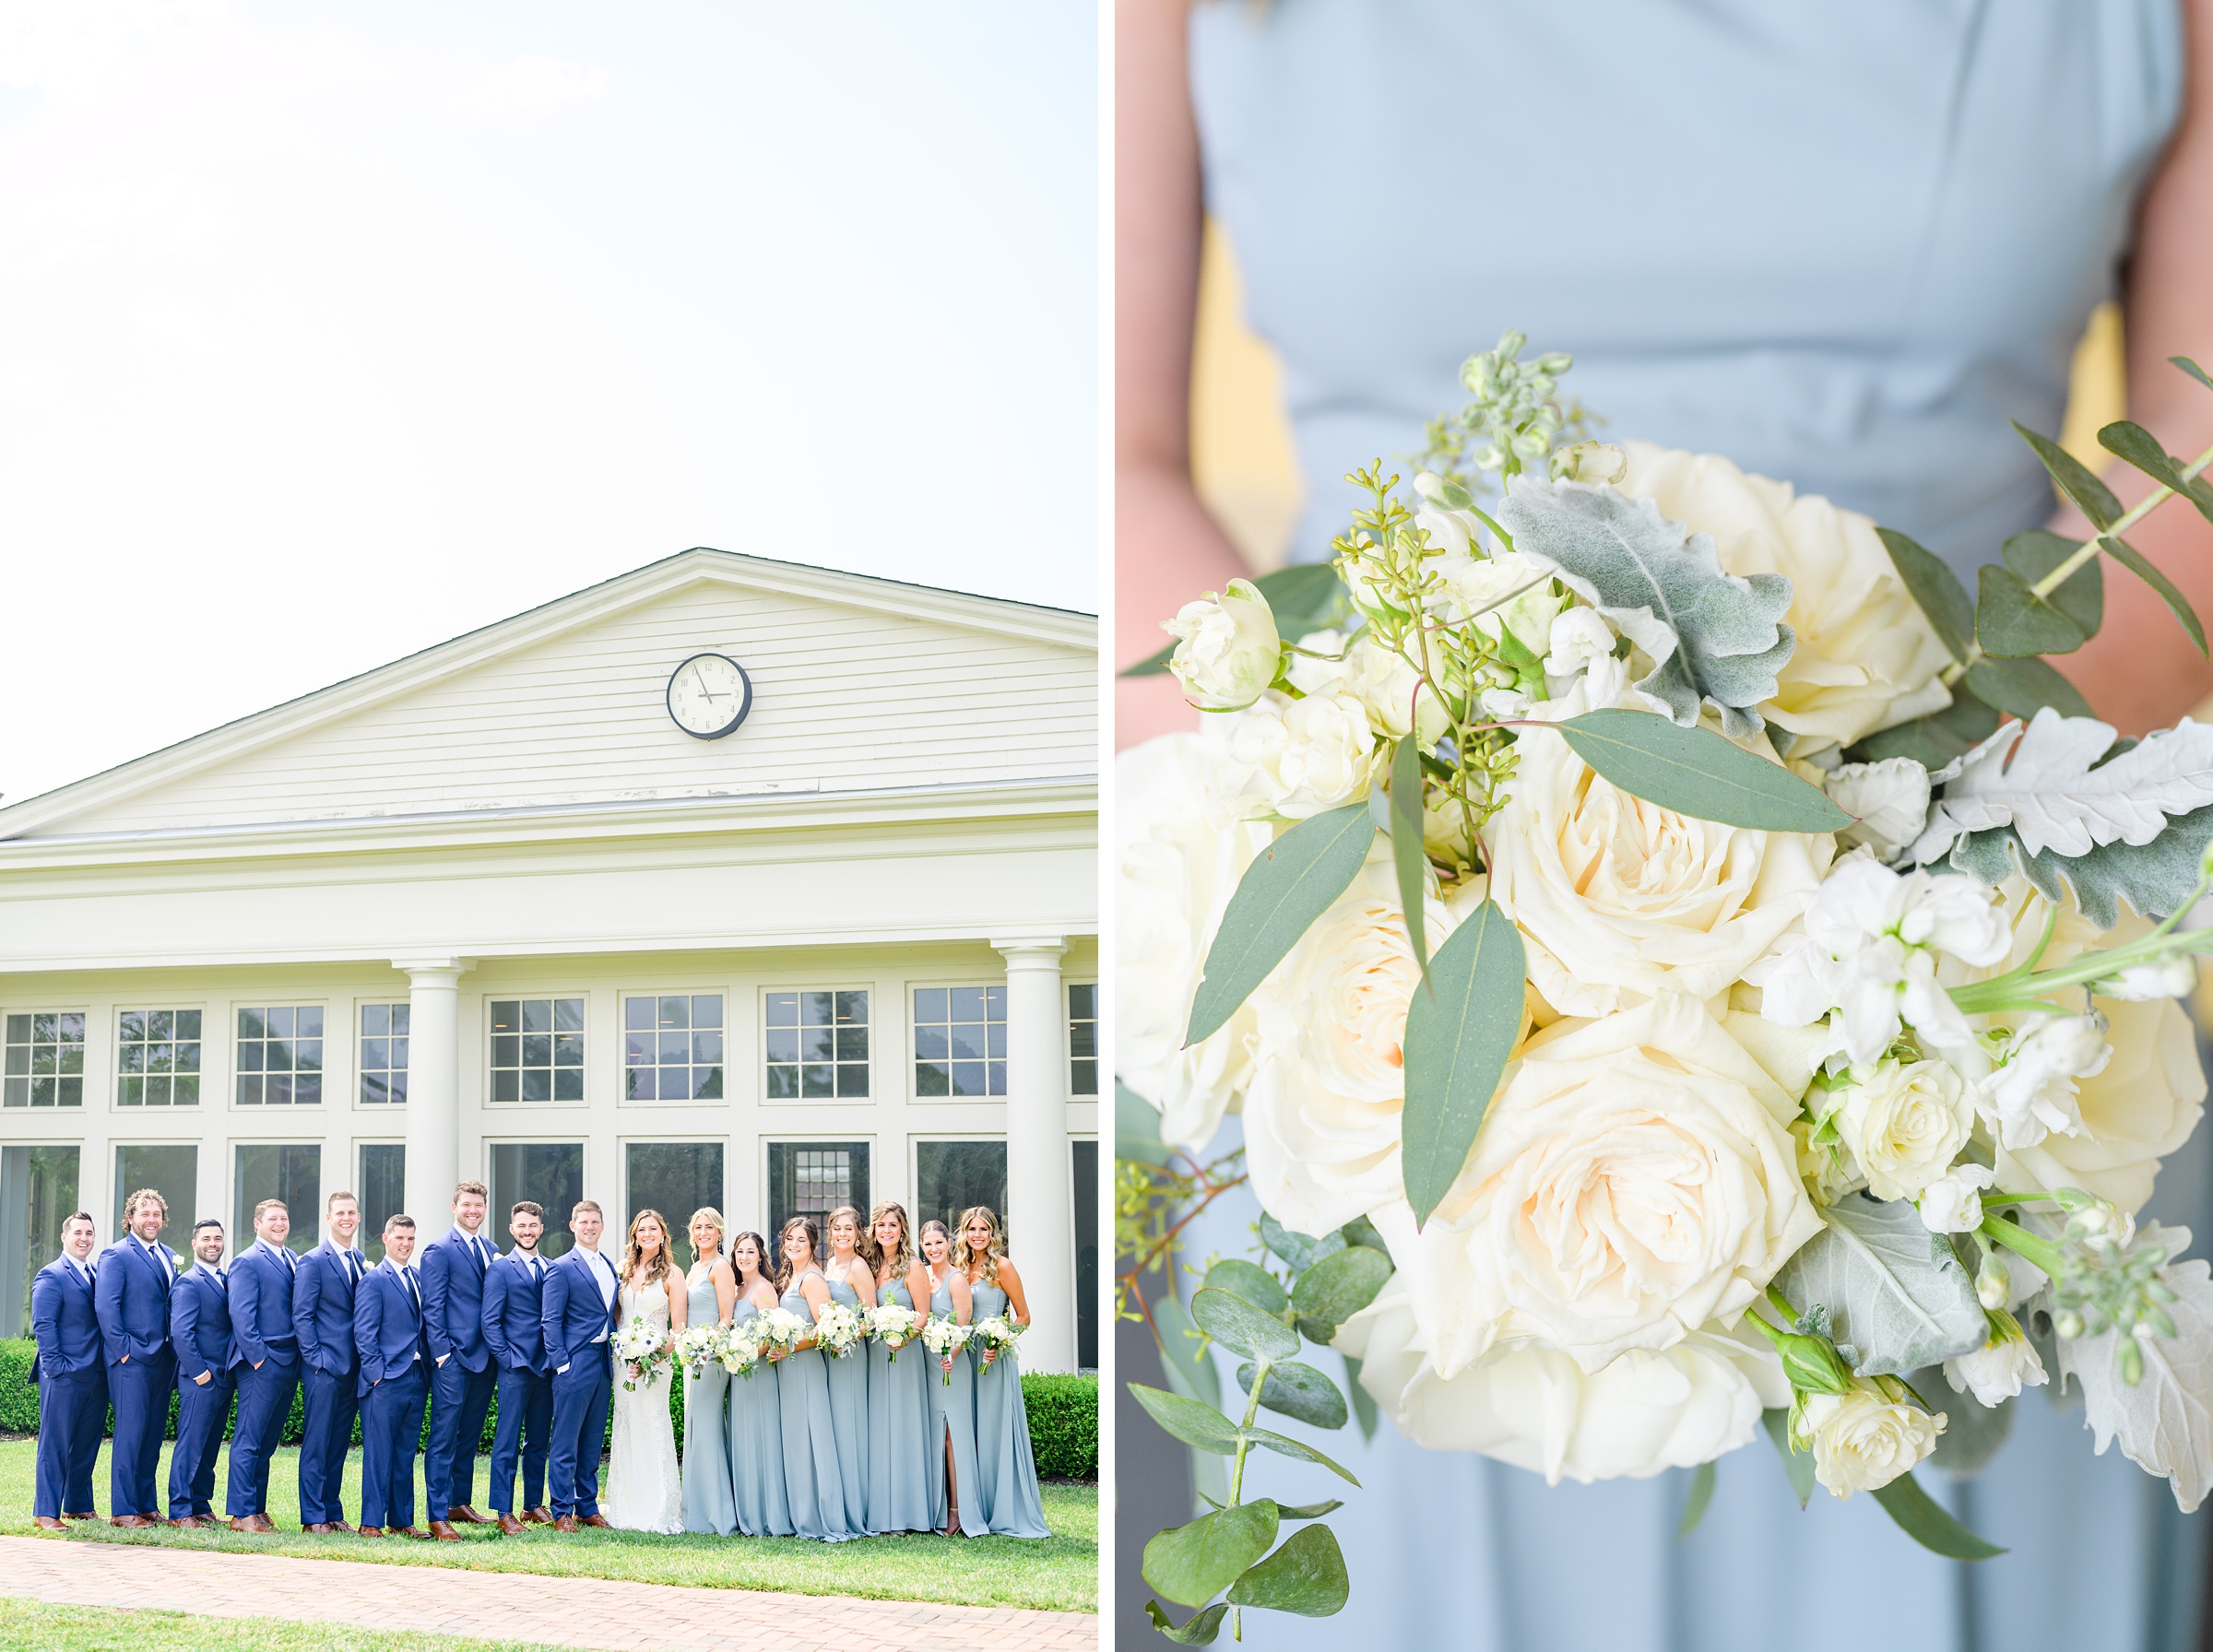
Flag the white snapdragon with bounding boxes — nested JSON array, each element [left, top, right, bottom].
[[1163, 580, 1282, 712], [1827, 1058, 1972, 1202], [1943, 1312, 2047, 1408], [1918, 1162, 1995, 1233], [1977, 1013, 2108, 1150], [1801, 1386, 1945, 1497], [1223, 690, 1380, 820], [2093, 955, 2198, 1002]]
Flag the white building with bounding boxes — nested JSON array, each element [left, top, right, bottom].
[[0, 550, 1099, 1370]]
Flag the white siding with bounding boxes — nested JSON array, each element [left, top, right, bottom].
[[52, 576, 1095, 835]]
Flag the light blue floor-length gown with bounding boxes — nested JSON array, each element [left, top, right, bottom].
[[777, 1271, 860, 1541], [822, 1263, 872, 1529], [927, 1268, 986, 1537], [866, 1274, 936, 1534], [678, 1268, 735, 1536], [727, 1297, 792, 1538], [1171, 4, 2206, 1647], [969, 1278, 1051, 1540]]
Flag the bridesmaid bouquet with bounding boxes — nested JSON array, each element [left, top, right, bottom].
[[812, 1300, 869, 1359], [672, 1323, 727, 1381], [719, 1322, 763, 1379], [971, 1315, 1024, 1370], [920, 1316, 972, 1386], [870, 1300, 926, 1363], [751, 1306, 808, 1363], [612, 1317, 672, 1393], [1121, 333, 2213, 1638]]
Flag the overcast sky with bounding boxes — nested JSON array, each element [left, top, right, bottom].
[[0, 0, 1097, 808]]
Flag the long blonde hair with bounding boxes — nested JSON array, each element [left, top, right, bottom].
[[956, 1205, 1005, 1290], [622, 1208, 679, 1293], [863, 1200, 914, 1278]]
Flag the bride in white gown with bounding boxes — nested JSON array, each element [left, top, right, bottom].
[[604, 1208, 685, 1534]]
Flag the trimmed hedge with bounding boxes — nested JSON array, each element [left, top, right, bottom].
[[0, 1341, 1096, 1476]]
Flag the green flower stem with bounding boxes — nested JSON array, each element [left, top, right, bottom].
[[1226, 1352, 1270, 1508], [1947, 920, 2213, 1014], [1979, 1213, 2066, 1280]]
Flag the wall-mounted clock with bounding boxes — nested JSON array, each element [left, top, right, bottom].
[[666, 652, 753, 739]]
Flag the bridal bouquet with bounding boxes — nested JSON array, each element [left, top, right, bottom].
[[870, 1300, 925, 1363], [812, 1300, 868, 1359], [612, 1317, 672, 1393], [672, 1323, 727, 1381], [921, 1316, 972, 1386], [1121, 334, 2213, 1642], [971, 1315, 1024, 1371]]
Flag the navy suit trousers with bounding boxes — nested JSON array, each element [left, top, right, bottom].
[[547, 1345, 611, 1517], [426, 1357, 497, 1517], [298, 1364, 360, 1526], [226, 1358, 299, 1518], [107, 1352, 175, 1517], [34, 1371, 107, 1518], [489, 1365, 554, 1513], [169, 1372, 234, 1519], [360, 1363, 428, 1531]]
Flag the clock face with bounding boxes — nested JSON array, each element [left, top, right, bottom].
[[666, 652, 753, 739]]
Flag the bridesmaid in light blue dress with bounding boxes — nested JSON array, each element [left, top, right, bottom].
[[678, 1209, 738, 1537], [864, 1201, 937, 1534], [958, 1206, 1051, 1540], [821, 1207, 876, 1530], [773, 1218, 860, 1541], [726, 1232, 792, 1538], [920, 1220, 986, 1537]]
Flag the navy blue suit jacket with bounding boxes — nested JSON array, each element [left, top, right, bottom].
[[292, 1242, 363, 1375], [170, 1265, 234, 1383], [480, 1251, 550, 1375], [538, 1248, 614, 1375], [353, 1261, 428, 1394], [30, 1257, 102, 1383], [227, 1243, 300, 1370], [419, 1230, 492, 1372], [94, 1237, 177, 1365]]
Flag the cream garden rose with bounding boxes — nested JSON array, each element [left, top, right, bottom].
[[1222, 688, 1380, 820], [1375, 992, 1821, 1375], [1484, 725, 1830, 1018], [1802, 1386, 1944, 1496], [1162, 579, 1281, 711], [1826, 1057, 1972, 1202]]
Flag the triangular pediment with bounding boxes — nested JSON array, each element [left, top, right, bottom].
[[0, 550, 1095, 839]]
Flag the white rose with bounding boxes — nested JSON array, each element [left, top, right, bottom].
[[1976, 1012, 2108, 1150], [1802, 1386, 1944, 1497], [1337, 1279, 1787, 1483], [1828, 1058, 1971, 1202], [1826, 758, 1932, 864], [1243, 862, 1468, 1234], [1484, 724, 1830, 1017], [1163, 579, 1281, 712], [1615, 442, 1953, 752], [1221, 689, 1380, 820], [1428, 549, 1564, 658], [1113, 735, 1272, 1151], [1376, 993, 1822, 1375], [1918, 1162, 1995, 1233], [1943, 1315, 2047, 1407], [1285, 629, 1448, 744]]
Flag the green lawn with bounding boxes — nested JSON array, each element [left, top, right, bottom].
[[0, 1601, 571, 1652], [0, 1439, 1095, 1614]]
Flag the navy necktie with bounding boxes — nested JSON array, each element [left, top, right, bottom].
[[404, 1268, 420, 1317]]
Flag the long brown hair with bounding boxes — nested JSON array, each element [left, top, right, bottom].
[[731, 1231, 773, 1292], [864, 1200, 914, 1279], [918, 1218, 953, 1272], [956, 1205, 1005, 1290], [621, 1208, 679, 1294], [774, 1215, 821, 1292]]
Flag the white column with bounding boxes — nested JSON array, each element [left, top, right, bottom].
[[994, 935, 1072, 1375], [395, 958, 470, 1243]]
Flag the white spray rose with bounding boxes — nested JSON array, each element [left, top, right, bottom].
[[1801, 1386, 1944, 1497], [1284, 629, 1449, 744], [1162, 579, 1281, 712], [1615, 443, 1953, 752], [1919, 1162, 1995, 1233], [1483, 725, 1831, 1018], [1428, 549, 1564, 659], [1221, 689, 1380, 820], [1976, 1012, 2108, 1150], [1828, 1058, 1972, 1201], [1374, 992, 1821, 1376], [1944, 1313, 2047, 1407]]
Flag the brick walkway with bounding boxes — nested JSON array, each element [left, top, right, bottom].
[[0, 1535, 1096, 1651]]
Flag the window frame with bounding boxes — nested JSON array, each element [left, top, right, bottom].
[[483, 1137, 587, 1259], [760, 1135, 875, 1239], [115, 1005, 207, 1110], [483, 992, 591, 1108], [758, 985, 873, 1105], [3, 1009, 89, 1110], [229, 1139, 324, 1257], [231, 1001, 329, 1109], [617, 991, 728, 1107], [1066, 979, 1100, 1099], [355, 998, 411, 1109], [906, 980, 1008, 1102]]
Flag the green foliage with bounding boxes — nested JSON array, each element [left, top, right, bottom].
[[1871, 1471, 2006, 1558], [1203, 1259, 1287, 1316], [1878, 528, 1974, 664], [1184, 802, 1375, 1045], [2002, 530, 2101, 635], [1976, 563, 2086, 656], [2015, 421, 2122, 529], [1948, 803, 2213, 926], [1388, 734, 1432, 985], [1022, 1374, 1100, 1480], [1128, 1385, 1245, 1455], [1234, 1360, 1349, 1431], [2099, 536, 2206, 656], [1855, 691, 2004, 769], [1257, 1214, 1344, 1274], [1144, 1601, 1231, 1645], [1191, 1288, 1300, 1363], [1143, 1499, 1280, 1606], [1225, 1521, 1350, 1616], [1399, 899, 1526, 1226], [1761, 1407, 1816, 1509], [1555, 710, 1852, 832], [1288, 1248, 1392, 1346], [1772, 1197, 1988, 1377], [1675, 1460, 1717, 1540], [1962, 655, 2093, 721]]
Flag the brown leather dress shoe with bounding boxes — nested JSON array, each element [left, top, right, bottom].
[[169, 1516, 201, 1530], [61, 1512, 95, 1523], [109, 1514, 151, 1528], [32, 1516, 65, 1532], [252, 1514, 279, 1534], [395, 1526, 432, 1540], [329, 1520, 357, 1533], [553, 1515, 579, 1532], [447, 1504, 491, 1524], [302, 1523, 334, 1534], [497, 1513, 526, 1536], [228, 1516, 258, 1534], [356, 1526, 385, 1538], [579, 1513, 609, 1528], [520, 1506, 552, 1525], [428, 1520, 461, 1541]]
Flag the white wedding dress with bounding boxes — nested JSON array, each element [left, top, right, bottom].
[[604, 1277, 684, 1534]]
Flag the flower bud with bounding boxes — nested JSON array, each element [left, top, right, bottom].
[[2091, 954, 2197, 1001], [1976, 1252, 2011, 1311], [1163, 579, 1282, 712]]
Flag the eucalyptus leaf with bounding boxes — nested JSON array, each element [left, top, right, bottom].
[[1193, 1286, 1301, 1363], [2015, 420, 2122, 530], [1963, 655, 2094, 723], [1236, 1359, 1351, 1430], [2096, 419, 2213, 529], [1290, 1246, 1394, 1345], [1556, 710, 1853, 832], [1497, 477, 1795, 737], [1975, 563, 2085, 656], [1128, 1384, 1243, 1456], [1340, 1215, 1388, 1255], [1389, 734, 1431, 986], [1948, 803, 2213, 925], [1871, 1472, 2006, 1559], [1240, 1425, 1363, 1485], [1118, 1080, 1172, 1169], [1876, 527, 1974, 665], [1185, 802, 1375, 1045], [1150, 1294, 1230, 1508], [1226, 1523, 1351, 1617], [1400, 899, 1527, 1226], [1773, 1194, 1989, 1376], [1854, 691, 2003, 770], [2176, 354, 2213, 396], [1343, 1353, 1381, 1443], [2002, 530, 2101, 639], [1274, 1498, 1345, 1520], [1259, 1213, 1347, 1274], [1144, 1602, 1229, 1646], [1762, 1407, 1816, 1509], [1143, 1499, 1281, 1607], [1204, 1259, 1289, 1317], [1676, 1459, 1717, 1540], [2100, 536, 2208, 656]]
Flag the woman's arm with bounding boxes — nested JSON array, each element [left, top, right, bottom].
[[1118, 0, 1253, 749], [797, 1274, 831, 1350], [668, 1272, 687, 1335], [851, 1260, 878, 1309], [2058, 0, 2213, 733], [713, 1258, 737, 1327], [949, 1272, 974, 1328], [905, 1263, 933, 1313], [994, 1260, 1031, 1328]]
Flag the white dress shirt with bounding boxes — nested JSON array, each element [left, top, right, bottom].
[[581, 1246, 616, 1343]]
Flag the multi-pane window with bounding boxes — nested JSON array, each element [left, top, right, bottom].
[[1069, 984, 1098, 1096], [359, 1143, 405, 1264], [236, 1008, 324, 1105], [491, 998, 585, 1103], [233, 1143, 319, 1257], [913, 985, 1005, 1097], [623, 996, 723, 1101], [767, 1140, 870, 1238], [4, 1013, 85, 1108], [764, 991, 869, 1100], [489, 1142, 584, 1259], [360, 1004, 409, 1104], [118, 1009, 202, 1107]]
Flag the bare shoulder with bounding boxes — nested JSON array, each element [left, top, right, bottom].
[[996, 1258, 1025, 1288]]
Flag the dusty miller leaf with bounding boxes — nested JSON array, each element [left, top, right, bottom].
[[1772, 1193, 1987, 1377], [1497, 477, 1794, 738], [1947, 804, 2213, 925]]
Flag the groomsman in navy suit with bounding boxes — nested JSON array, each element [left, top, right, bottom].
[[420, 1179, 499, 1538], [540, 1199, 618, 1531], [225, 1198, 301, 1533], [95, 1187, 179, 1525], [293, 1190, 367, 1533], [30, 1212, 106, 1528], [479, 1198, 555, 1534], [167, 1218, 235, 1527], [353, 1214, 432, 1539]]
